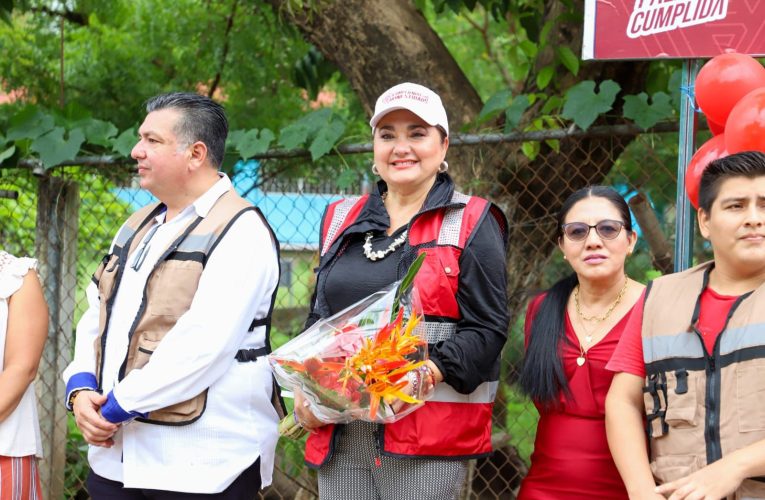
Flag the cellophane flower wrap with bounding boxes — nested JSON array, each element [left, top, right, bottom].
[[269, 254, 432, 426]]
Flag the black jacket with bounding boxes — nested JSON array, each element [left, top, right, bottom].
[[306, 173, 510, 393]]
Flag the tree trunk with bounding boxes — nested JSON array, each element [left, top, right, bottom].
[[268, 0, 649, 314], [269, 0, 482, 130]]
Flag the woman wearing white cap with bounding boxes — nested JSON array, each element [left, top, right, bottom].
[[294, 83, 510, 499]]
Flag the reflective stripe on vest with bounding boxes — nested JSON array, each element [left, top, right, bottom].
[[416, 322, 457, 343], [321, 191, 495, 409], [436, 192, 471, 245], [433, 380, 498, 403], [94, 191, 278, 425], [321, 196, 363, 256], [641, 262, 765, 495]]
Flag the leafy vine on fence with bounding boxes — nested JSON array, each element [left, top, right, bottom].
[[0, 78, 679, 170]]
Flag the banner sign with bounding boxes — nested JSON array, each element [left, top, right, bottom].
[[583, 0, 765, 60]]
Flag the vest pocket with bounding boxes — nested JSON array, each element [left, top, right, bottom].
[[416, 248, 459, 317], [736, 363, 765, 432], [96, 254, 120, 302], [650, 454, 704, 485], [644, 370, 699, 439], [147, 260, 203, 317], [132, 336, 159, 371], [664, 369, 698, 427], [147, 391, 207, 423]]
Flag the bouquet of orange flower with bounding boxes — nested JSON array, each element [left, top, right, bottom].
[[269, 255, 432, 430]]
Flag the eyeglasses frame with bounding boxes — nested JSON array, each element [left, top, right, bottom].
[[561, 219, 626, 242]]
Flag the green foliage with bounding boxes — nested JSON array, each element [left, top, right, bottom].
[[30, 127, 85, 168], [0, 99, 354, 169], [0, 145, 14, 163], [555, 46, 579, 76], [0, 172, 36, 255], [615, 131, 679, 210], [277, 108, 347, 160], [1, 166, 139, 331], [0, 0, 12, 25], [504, 94, 531, 132], [112, 127, 137, 157], [423, 0, 679, 150], [424, 10, 513, 100], [562, 80, 621, 131], [1, 0, 685, 173], [623, 92, 674, 130], [65, 414, 89, 497], [478, 89, 513, 124], [521, 139, 540, 160], [0, 0, 315, 131], [644, 268, 663, 281], [230, 128, 276, 159], [293, 46, 338, 100], [75, 118, 118, 147], [504, 383, 538, 464], [6, 106, 56, 141], [535, 65, 554, 90]]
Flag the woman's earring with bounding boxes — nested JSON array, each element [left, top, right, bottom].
[[372, 164, 379, 176], [439, 161, 449, 173]]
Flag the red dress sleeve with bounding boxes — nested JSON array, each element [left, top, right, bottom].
[[605, 289, 647, 377]]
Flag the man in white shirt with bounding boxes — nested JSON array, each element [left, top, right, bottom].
[[63, 92, 282, 498]]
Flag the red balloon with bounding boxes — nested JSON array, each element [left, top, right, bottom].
[[686, 135, 728, 208], [725, 87, 765, 154], [696, 53, 765, 126], [707, 117, 725, 136]]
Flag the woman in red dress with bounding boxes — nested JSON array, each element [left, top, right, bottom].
[[518, 186, 645, 499]]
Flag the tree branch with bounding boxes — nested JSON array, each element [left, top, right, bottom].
[[30, 6, 88, 26], [463, 9, 514, 89], [209, 0, 239, 98], [629, 192, 674, 274]]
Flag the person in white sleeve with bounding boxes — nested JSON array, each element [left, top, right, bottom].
[[0, 251, 47, 500], [62, 92, 283, 499]]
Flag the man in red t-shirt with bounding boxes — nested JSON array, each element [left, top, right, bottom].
[[606, 151, 765, 500]]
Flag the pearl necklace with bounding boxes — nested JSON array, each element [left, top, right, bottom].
[[362, 230, 408, 261]]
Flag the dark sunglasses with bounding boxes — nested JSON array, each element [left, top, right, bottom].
[[561, 220, 625, 241]]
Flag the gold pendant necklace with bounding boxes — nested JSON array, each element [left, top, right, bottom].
[[576, 350, 586, 367], [573, 277, 629, 366]]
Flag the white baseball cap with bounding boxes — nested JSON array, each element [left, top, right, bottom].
[[369, 82, 449, 136]]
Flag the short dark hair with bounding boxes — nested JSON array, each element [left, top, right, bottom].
[[145, 92, 228, 169], [699, 151, 765, 212], [520, 185, 632, 407]]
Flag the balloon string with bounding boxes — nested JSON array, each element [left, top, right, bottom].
[[680, 85, 702, 113]]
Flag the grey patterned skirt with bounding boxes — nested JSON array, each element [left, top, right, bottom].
[[318, 421, 467, 500]]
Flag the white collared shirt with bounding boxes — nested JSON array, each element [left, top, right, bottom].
[[63, 175, 280, 493]]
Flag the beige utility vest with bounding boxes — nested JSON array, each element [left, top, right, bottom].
[[642, 261, 765, 498], [93, 189, 275, 425]]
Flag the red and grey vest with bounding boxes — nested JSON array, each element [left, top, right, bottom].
[[642, 262, 765, 497], [304, 191, 501, 466]]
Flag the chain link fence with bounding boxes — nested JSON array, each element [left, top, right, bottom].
[[0, 127, 708, 499]]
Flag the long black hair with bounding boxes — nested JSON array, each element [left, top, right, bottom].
[[519, 185, 632, 407]]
